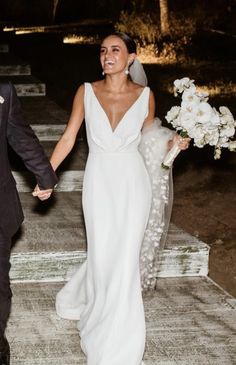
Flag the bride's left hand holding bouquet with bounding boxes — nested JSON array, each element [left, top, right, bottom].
[[162, 77, 236, 168]]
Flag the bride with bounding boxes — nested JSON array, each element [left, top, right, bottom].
[[41, 32, 189, 365]]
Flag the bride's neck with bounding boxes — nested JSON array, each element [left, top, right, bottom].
[[104, 74, 130, 92]]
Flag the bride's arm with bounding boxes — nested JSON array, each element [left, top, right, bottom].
[[50, 84, 85, 171], [33, 84, 85, 199]]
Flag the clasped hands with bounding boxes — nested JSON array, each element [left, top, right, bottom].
[[32, 184, 53, 201]]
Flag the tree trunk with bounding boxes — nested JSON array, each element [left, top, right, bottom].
[[52, 0, 59, 21], [159, 0, 170, 36]]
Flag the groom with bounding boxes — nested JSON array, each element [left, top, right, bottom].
[[0, 82, 58, 365]]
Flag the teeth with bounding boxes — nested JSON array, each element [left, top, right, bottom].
[[105, 60, 114, 65]]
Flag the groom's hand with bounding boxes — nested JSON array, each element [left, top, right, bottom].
[[32, 184, 53, 201]]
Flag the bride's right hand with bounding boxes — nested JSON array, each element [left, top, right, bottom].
[[169, 134, 191, 150], [32, 184, 53, 201]]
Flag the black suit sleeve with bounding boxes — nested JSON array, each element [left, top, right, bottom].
[[6, 83, 58, 189]]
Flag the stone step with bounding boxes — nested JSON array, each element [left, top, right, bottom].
[[6, 277, 236, 364], [10, 141, 87, 172], [20, 97, 70, 125], [0, 54, 31, 75], [12, 192, 85, 254], [0, 63, 31, 76], [0, 43, 9, 53], [0, 76, 46, 96], [12, 170, 84, 192], [10, 192, 209, 282], [15, 77, 46, 97], [31, 124, 66, 140], [16, 82, 46, 97]]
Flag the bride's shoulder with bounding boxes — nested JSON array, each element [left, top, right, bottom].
[[90, 80, 103, 91], [74, 81, 98, 96], [130, 82, 144, 91], [73, 83, 87, 104], [74, 83, 85, 96], [130, 82, 152, 95]]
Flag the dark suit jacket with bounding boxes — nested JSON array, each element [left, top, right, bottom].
[[0, 82, 58, 238]]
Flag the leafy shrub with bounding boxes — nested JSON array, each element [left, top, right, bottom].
[[115, 11, 160, 46], [115, 11, 196, 62]]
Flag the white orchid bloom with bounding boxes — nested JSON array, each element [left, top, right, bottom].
[[219, 106, 233, 116], [214, 147, 222, 159], [206, 131, 220, 146], [196, 91, 209, 101], [194, 102, 214, 124], [228, 141, 236, 151], [165, 77, 236, 162], [210, 109, 221, 126], [220, 126, 235, 138], [165, 106, 180, 123], [174, 77, 195, 93], [181, 89, 200, 109]]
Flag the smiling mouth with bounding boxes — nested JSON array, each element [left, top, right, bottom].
[[105, 60, 115, 65]]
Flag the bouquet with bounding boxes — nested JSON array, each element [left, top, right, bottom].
[[162, 77, 236, 169]]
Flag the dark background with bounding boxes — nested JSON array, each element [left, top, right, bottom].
[[0, 0, 235, 27]]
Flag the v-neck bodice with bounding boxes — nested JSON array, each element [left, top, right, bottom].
[[84, 82, 150, 153], [89, 83, 147, 134]]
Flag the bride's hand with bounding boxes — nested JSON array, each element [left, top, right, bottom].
[[169, 134, 191, 150], [32, 184, 53, 201]]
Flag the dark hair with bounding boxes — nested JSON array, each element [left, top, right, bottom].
[[103, 32, 137, 54]]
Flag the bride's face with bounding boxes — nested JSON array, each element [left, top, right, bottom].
[[100, 36, 135, 76]]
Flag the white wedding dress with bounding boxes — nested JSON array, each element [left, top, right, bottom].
[[56, 83, 152, 365]]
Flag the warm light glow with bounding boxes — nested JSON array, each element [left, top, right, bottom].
[[137, 45, 178, 64], [4, 26, 46, 34], [3, 27, 15, 32], [198, 84, 236, 96], [15, 29, 45, 35], [63, 34, 99, 45], [166, 83, 236, 96]]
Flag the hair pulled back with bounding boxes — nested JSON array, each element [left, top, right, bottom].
[[103, 32, 137, 54]]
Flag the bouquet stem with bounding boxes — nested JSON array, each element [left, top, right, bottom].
[[162, 131, 189, 169], [162, 142, 181, 169]]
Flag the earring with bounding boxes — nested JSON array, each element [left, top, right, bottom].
[[102, 71, 105, 76], [125, 69, 129, 75]]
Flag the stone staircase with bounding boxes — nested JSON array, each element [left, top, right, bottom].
[[0, 51, 45, 95], [1, 41, 236, 364]]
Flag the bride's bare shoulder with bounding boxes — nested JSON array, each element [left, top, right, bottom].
[[90, 80, 104, 91], [130, 81, 148, 92]]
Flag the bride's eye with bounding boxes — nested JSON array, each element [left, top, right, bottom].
[[100, 48, 106, 54], [112, 48, 119, 53]]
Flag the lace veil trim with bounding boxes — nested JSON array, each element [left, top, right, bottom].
[[139, 118, 175, 289], [129, 60, 174, 289]]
